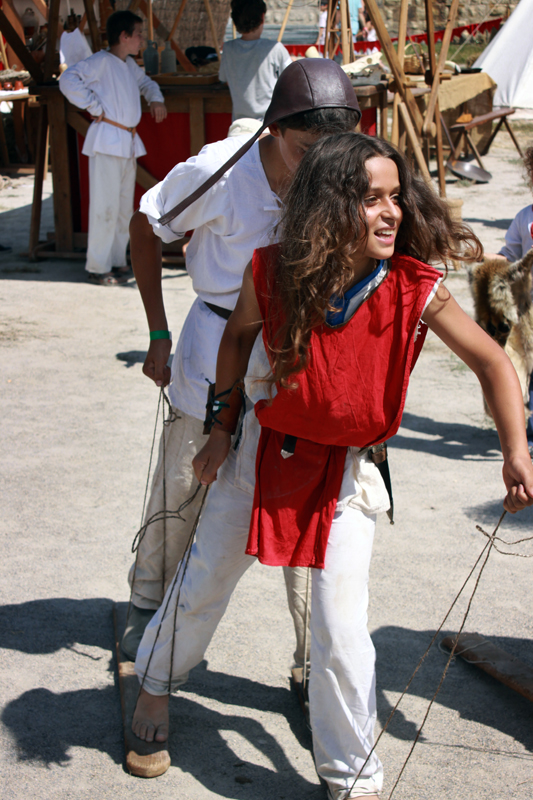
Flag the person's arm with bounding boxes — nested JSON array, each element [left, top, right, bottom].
[[134, 63, 167, 123], [498, 212, 526, 262], [58, 59, 103, 117], [422, 283, 533, 513], [192, 261, 263, 484], [129, 210, 171, 387]]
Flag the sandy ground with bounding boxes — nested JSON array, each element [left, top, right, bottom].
[[1, 125, 533, 800]]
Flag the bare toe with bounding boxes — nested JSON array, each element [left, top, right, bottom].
[[132, 687, 169, 743]]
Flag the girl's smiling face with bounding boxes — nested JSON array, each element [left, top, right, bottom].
[[356, 156, 403, 270]]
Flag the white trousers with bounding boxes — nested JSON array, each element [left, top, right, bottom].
[[129, 406, 311, 668], [135, 439, 383, 798], [86, 152, 136, 274]]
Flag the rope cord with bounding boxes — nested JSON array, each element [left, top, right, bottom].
[[139, 482, 209, 693], [126, 388, 177, 627], [346, 509, 507, 799]]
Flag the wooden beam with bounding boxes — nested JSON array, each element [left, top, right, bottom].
[[398, 101, 431, 185], [278, 0, 294, 42], [167, 0, 190, 42], [203, 0, 221, 61], [82, 0, 102, 53], [364, 0, 424, 135], [424, 0, 446, 196], [422, 0, 460, 136], [391, 0, 408, 145], [43, 0, 61, 82], [32, 0, 49, 21], [339, 0, 352, 65], [189, 96, 204, 156], [147, 0, 154, 41], [0, 8, 43, 82], [29, 105, 49, 258], [47, 93, 73, 251], [442, 633, 533, 704]]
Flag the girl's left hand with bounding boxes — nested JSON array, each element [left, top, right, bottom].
[[502, 456, 533, 513]]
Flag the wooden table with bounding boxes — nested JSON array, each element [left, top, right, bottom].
[[29, 79, 391, 258]]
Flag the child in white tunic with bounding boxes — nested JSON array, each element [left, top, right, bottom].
[[59, 10, 166, 285]]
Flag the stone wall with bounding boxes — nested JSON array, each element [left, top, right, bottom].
[[265, 0, 518, 36]]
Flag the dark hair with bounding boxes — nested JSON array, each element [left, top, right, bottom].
[[267, 132, 483, 388], [231, 0, 266, 33], [106, 10, 142, 46], [277, 107, 360, 135], [524, 145, 533, 188]]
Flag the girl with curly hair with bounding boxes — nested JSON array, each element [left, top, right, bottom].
[[134, 133, 533, 799]]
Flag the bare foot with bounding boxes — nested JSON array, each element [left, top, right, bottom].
[[132, 687, 169, 743]]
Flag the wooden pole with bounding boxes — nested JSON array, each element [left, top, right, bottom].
[[0, 9, 43, 82], [391, 0, 408, 145], [167, 0, 190, 42], [339, 0, 351, 65], [422, 0, 460, 136], [43, 0, 61, 82], [82, 0, 102, 52], [424, 0, 446, 196], [398, 102, 432, 184], [147, 0, 154, 41], [203, 0, 220, 60], [277, 0, 294, 43], [0, 31, 9, 69], [364, 0, 425, 135], [29, 105, 48, 259]]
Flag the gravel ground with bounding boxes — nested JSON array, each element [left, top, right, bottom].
[[1, 124, 533, 800]]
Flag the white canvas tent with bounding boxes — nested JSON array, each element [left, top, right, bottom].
[[474, 0, 533, 109]]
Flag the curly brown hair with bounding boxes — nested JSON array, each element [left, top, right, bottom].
[[267, 132, 483, 389], [523, 145, 533, 189]]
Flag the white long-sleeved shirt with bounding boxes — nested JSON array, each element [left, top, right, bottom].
[[59, 50, 164, 158], [140, 135, 281, 418]]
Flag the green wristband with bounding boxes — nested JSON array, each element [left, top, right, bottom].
[[150, 329, 172, 341]]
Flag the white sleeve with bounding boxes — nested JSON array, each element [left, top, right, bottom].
[[499, 212, 526, 262], [132, 61, 165, 104], [139, 149, 232, 243], [58, 57, 103, 117], [277, 43, 292, 72]]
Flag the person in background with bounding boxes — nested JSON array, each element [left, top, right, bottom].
[[219, 0, 292, 122], [315, 0, 328, 47], [59, 10, 167, 286]]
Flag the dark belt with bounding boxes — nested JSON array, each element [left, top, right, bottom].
[[205, 302, 232, 320]]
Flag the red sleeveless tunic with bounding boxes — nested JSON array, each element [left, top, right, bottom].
[[246, 244, 441, 568]]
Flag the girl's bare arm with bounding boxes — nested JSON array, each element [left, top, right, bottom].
[[422, 283, 533, 513], [193, 261, 263, 484]]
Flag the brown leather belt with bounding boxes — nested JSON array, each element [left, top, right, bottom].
[[102, 117, 137, 136]]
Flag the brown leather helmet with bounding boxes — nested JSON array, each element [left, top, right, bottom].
[[159, 59, 361, 226]]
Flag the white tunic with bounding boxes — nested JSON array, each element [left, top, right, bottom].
[[140, 137, 282, 417], [58, 50, 164, 159]]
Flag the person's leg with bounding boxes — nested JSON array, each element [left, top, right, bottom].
[[86, 154, 124, 279], [133, 443, 256, 740], [310, 505, 383, 799], [110, 155, 136, 271], [122, 409, 206, 659], [283, 566, 311, 669]]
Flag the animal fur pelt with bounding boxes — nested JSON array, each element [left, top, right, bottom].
[[468, 248, 533, 420]]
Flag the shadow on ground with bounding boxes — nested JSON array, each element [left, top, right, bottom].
[[464, 217, 514, 230], [2, 599, 533, 784], [392, 411, 501, 461]]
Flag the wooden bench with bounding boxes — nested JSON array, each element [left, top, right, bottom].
[[448, 107, 523, 172]]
